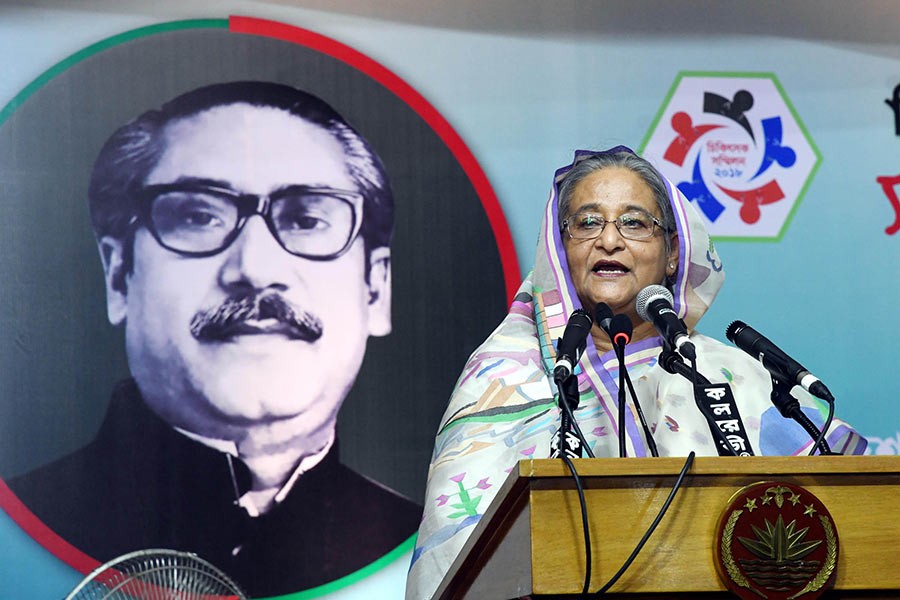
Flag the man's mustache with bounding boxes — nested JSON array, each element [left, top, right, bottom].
[[190, 292, 324, 343]]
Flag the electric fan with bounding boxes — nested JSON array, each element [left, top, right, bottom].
[[64, 549, 248, 600]]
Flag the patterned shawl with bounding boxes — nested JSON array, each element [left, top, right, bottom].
[[405, 147, 866, 599]]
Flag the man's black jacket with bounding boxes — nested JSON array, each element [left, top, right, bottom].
[[9, 379, 422, 598]]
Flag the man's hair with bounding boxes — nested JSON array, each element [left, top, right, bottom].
[[557, 149, 676, 255], [88, 81, 394, 269]]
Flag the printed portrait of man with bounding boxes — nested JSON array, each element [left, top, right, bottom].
[[0, 21, 513, 599], [8, 80, 422, 597]]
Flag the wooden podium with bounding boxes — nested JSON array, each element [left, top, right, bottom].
[[435, 455, 900, 599]]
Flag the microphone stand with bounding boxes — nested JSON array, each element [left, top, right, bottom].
[[613, 338, 659, 458], [769, 377, 837, 455], [553, 374, 594, 459], [615, 341, 627, 458], [658, 348, 739, 457], [658, 347, 709, 384]]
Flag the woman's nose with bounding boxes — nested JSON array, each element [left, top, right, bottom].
[[594, 221, 625, 251]]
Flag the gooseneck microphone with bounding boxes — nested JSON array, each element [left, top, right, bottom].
[[594, 302, 614, 338], [635, 285, 696, 360], [609, 314, 633, 347], [725, 320, 834, 401], [553, 309, 593, 383], [594, 305, 659, 458]]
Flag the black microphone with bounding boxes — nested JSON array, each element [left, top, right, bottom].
[[635, 285, 696, 360], [725, 320, 834, 401], [609, 313, 633, 347], [554, 309, 593, 383], [594, 302, 614, 337], [596, 302, 634, 348]]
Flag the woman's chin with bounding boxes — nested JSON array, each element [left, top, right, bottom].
[[587, 283, 638, 312]]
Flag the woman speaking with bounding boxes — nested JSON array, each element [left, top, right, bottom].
[[405, 146, 866, 599]]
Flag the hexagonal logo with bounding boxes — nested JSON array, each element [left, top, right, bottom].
[[641, 72, 820, 240]]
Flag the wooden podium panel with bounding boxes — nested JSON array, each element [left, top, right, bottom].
[[436, 455, 900, 599]]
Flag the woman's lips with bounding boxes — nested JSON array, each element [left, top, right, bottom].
[[591, 260, 629, 276]]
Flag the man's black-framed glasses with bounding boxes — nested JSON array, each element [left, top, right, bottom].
[[563, 211, 666, 242], [136, 183, 365, 260]]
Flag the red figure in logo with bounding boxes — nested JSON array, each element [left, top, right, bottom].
[[717, 180, 785, 224], [876, 175, 900, 235], [664, 112, 723, 167]]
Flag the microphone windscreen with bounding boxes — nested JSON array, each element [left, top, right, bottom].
[[635, 284, 673, 322], [568, 308, 593, 331], [559, 309, 593, 353], [725, 320, 747, 343]]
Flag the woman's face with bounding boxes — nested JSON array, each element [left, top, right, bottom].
[[563, 166, 679, 329]]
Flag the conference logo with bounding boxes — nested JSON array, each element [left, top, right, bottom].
[[641, 72, 820, 240]]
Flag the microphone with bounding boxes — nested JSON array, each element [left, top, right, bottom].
[[601, 309, 658, 457], [609, 314, 632, 347], [635, 285, 696, 360], [594, 302, 614, 337], [725, 320, 834, 401], [554, 309, 593, 383], [595, 303, 633, 347]]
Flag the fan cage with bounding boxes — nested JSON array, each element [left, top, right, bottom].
[[64, 549, 248, 600]]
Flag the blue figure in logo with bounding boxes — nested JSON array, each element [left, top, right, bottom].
[[751, 116, 797, 180], [678, 155, 725, 222]]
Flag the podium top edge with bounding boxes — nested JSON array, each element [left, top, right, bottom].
[[516, 454, 900, 479]]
